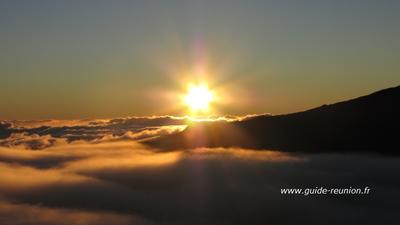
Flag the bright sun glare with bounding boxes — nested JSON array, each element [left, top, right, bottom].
[[184, 84, 214, 112]]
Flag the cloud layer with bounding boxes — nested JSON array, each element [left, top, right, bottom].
[[0, 116, 189, 149], [0, 141, 399, 225], [0, 115, 263, 150]]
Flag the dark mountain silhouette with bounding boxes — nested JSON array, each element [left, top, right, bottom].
[[146, 85, 400, 154]]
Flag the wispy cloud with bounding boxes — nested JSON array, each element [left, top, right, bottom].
[[0, 133, 68, 150]]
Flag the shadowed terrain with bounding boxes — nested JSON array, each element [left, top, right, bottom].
[[147, 86, 400, 154]]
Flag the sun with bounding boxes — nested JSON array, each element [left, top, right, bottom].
[[184, 84, 214, 112]]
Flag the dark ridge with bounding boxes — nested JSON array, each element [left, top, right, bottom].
[[145, 85, 400, 154]]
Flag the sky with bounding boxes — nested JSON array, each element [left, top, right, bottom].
[[0, 0, 399, 119]]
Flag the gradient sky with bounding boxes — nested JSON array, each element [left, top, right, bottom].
[[1, 0, 399, 119]]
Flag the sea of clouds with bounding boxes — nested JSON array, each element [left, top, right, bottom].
[[0, 117, 399, 225]]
